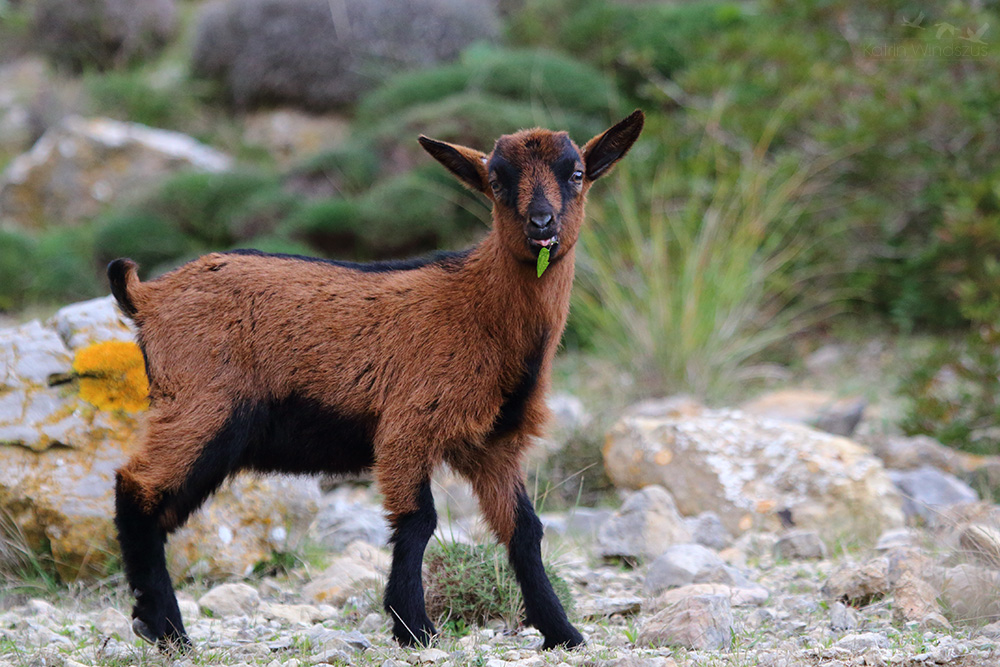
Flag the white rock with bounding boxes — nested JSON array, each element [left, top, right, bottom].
[[597, 485, 692, 562], [94, 607, 132, 639], [49, 296, 135, 350], [834, 632, 890, 652], [199, 583, 261, 618], [0, 115, 232, 229], [604, 408, 905, 542]]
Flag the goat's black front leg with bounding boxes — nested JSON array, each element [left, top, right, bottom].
[[384, 479, 438, 646], [509, 486, 584, 649], [114, 474, 190, 653]]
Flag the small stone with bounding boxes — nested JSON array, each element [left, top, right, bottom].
[[822, 557, 890, 605], [874, 528, 918, 551], [684, 511, 732, 550], [262, 602, 324, 625], [302, 555, 381, 606], [579, 596, 643, 618], [892, 570, 950, 628], [834, 632, 890, 652], [829, 601, 859, 631], [305, 627, 372, 652], [597, 485, 692, 563], [359, 612, 383, 633], [419, 648, 451, 663], [888, 466, 978, 524], [644, 543, 745, 595], [199, 583, 261, 618], [638, 594, 733, 650], [774, 530, 827, 560], [94, 607, 132, 639]]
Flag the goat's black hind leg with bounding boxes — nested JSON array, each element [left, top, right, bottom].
[[509, 486, 584, 649], [114, 474, 190, 654], [383, 479, 438, 647]]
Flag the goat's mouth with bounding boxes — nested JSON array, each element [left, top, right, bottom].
[[527, 234, 559, 258]]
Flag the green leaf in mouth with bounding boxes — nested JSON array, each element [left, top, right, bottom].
[[536, 246, 550, 277]]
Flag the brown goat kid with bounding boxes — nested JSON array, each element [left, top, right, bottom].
[[109, 110, 644, 652]]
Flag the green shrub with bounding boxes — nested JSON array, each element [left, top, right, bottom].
[[95, 211, 194, 268], [366, 92, 603, 168], [670, 0, 1000, 329], [30, 227, 100, 303], [144, 170, 281, 247], [358, 46, 621, 126], [0, 229, 36, 311], [280, 198, 366, 257], [359, 170, 483, 252], [899, 196, 1000, 455], [86, 70, 198, 130], [290, 144, 382, 196], [511, 0, 749, 100], [423, 541, 574, 634], [227, 189, 304, 242]]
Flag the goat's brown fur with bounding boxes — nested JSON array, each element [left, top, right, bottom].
[[111, 110, 644, 651]]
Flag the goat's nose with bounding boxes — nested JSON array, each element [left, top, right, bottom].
[[530, 212, 553, 228]]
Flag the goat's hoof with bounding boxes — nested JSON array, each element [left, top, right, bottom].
[[132, 618, 158, 645], [132, 618, 192, 655], [393, 619, 437, 648], [541, 629, 586, 650]]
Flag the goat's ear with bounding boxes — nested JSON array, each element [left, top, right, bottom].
[[418, 136, 489, 193], [582, 110, 645, 181]]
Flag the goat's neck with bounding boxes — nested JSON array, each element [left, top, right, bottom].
[[463, 232, 575, 345]]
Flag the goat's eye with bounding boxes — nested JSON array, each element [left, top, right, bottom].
[[571, 170, 584, 184], [490, 180, 502, 195]]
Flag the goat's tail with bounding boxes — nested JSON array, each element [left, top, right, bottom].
[[107, 258, 143, 319]]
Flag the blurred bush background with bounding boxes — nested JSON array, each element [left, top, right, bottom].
[[1, 0, 998, 451]]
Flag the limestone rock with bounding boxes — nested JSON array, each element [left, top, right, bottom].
[[774, 530, 828, 560], [822, 557, 891, 605], [199, 582, 261, 618], [168, 475, 322, 579], [0, 116, 232, 229], [892, 570, 951, 628], [0, 320, 73, 389], [740, 389, 866, 437], [49, 296, 135, 351], [638, 594, 733, 650], [603, 408, 904, 543], [888, 465, 979, 524], [644, 583, 769, 610], [308, 491, 389, 552], [0, 411, 137, 579], [644, 544, 749, 596], [596, 485, 692, 563], [684, 511, 732, 550], [303, 554, 384, 605], [835, 632, 890, 652], [93, 608, 132, 639]]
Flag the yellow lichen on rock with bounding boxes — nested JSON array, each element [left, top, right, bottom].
[[73, 341, 149, 412]]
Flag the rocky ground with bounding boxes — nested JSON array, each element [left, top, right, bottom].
[[5, 300, 1000, 666], [4, 486, 1000, 667]]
